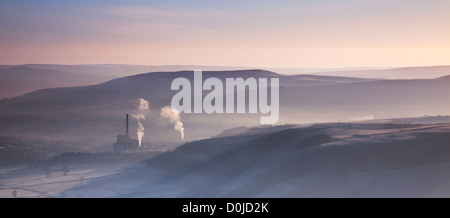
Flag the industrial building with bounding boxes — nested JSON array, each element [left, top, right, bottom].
[[113, 114, 139, 153]]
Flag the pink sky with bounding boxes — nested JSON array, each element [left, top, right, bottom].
[[0, 0, 449, 68]]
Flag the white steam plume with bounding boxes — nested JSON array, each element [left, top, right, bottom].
[[350, 115, 375, 121], [132, 98, 150, 147], [160, 105, 184, 141]]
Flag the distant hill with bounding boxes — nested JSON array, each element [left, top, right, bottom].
[[0, 68, 449, 151], [0, 64, 255, 99], [313, 65, 450, 79], [0, 66, 113, 99], [1, 64, 448, 99]]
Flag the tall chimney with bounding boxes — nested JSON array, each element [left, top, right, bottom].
[[126, 114, 129, 136]]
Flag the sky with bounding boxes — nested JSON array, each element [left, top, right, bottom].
[[0, 0, 449, 68]]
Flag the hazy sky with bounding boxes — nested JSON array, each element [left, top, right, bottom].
[[0, 0, 449, 68]]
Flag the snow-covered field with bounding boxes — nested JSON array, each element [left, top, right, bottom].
[[0, 162, 190, 198], [2, 122, 450, 198]]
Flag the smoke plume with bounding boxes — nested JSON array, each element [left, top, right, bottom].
[[350, 115, 375, 121], [160, 105, 184, 141], [132, 98, 150, 147]]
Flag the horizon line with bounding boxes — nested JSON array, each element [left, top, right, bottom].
[[1, 63, 450, 70]]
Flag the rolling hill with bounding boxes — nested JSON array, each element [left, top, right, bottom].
[[0, 68, 449, 153]]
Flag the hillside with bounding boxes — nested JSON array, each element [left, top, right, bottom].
[[3, 122, 450, 197], [0, 69, 449, 151]]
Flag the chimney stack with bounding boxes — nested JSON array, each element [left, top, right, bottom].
[[126, 114, 129, 136]]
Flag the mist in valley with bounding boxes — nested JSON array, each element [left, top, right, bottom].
[[1, 65, 450, 198]]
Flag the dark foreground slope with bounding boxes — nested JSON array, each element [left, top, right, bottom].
[[148, 123, 450, 197], [2, 122, 449, 197]]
